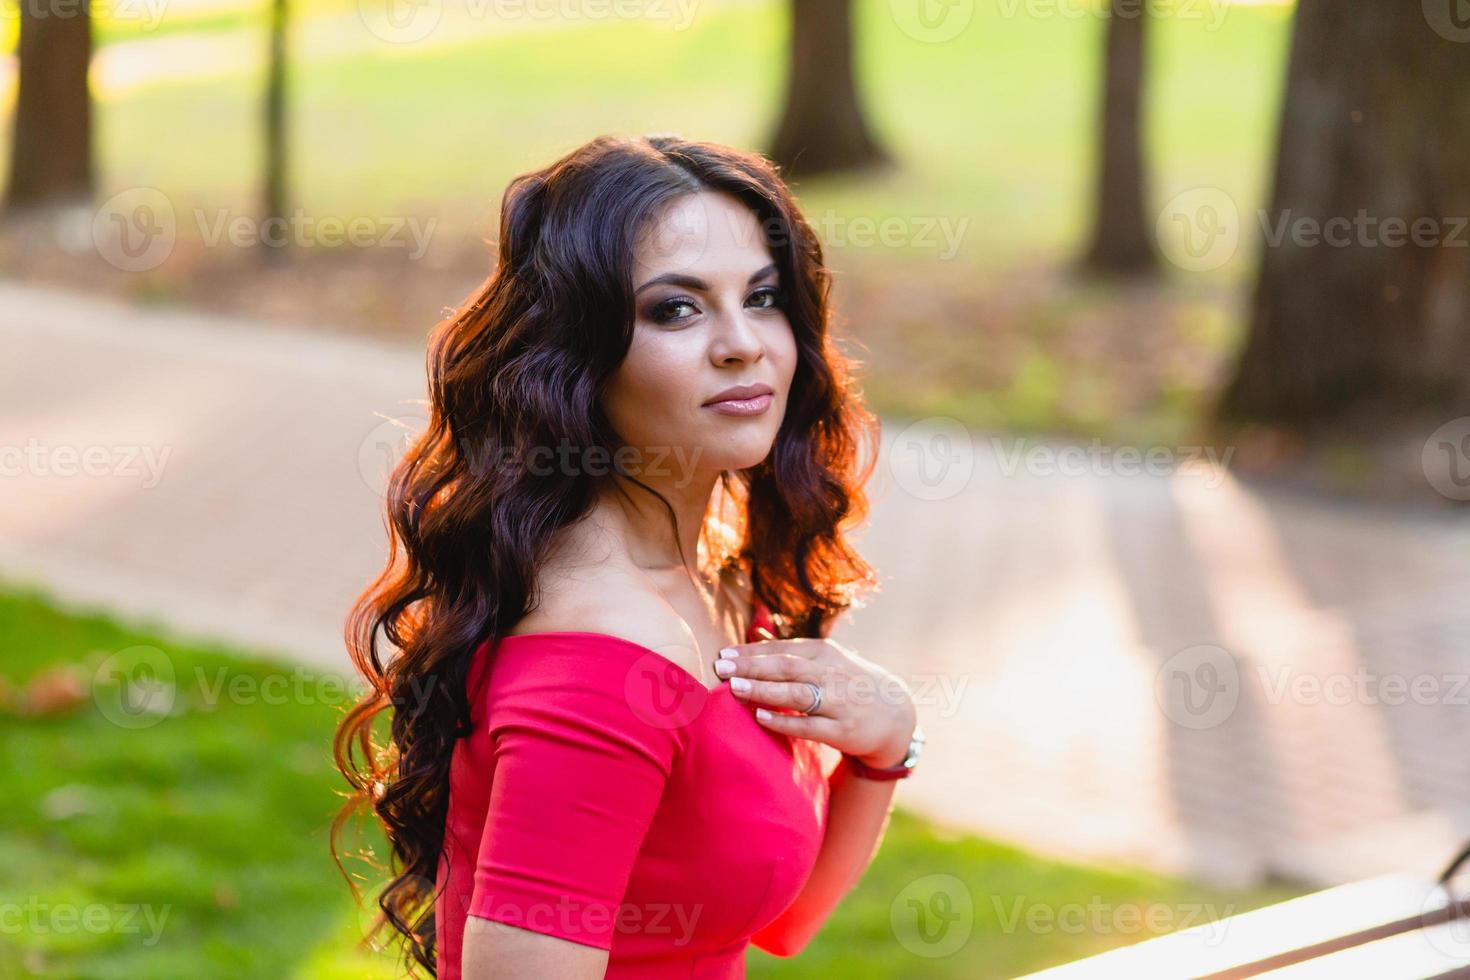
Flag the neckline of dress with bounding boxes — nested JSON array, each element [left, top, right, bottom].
[[493, 597, 771, 696], [494, 629, 734, 694]]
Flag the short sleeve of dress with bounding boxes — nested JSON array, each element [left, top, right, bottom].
[[467, 634, 701, 950]]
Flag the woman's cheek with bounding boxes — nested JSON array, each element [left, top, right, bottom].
[[621, 337, 696, 435]]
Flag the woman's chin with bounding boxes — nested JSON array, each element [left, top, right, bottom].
[[700, 441, 777, 474]]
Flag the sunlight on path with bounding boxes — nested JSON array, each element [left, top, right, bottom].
[[859, 423, 1470, 887]]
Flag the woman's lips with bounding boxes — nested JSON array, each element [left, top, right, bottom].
[[703, 392, 774, 417]]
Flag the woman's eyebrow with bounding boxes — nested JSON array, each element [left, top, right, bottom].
[[635, 262, 778, 296]]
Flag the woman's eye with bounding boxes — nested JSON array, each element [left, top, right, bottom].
[[748, 286, 784, 309], [649, 287, 783, 324], [650, 297, 698, 323]]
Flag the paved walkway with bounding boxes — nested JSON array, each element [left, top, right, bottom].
[[4, 283, 1470, 891]]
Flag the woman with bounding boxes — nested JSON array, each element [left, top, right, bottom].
[[332, 134, 923, 979]]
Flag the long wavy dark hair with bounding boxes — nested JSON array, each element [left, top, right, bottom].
[[330, 133, 880, 976]]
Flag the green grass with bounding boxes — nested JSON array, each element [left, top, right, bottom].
[[0, 583, 396, 978], [73, 0, 1292, 268], [0, 582, 1302, 977]]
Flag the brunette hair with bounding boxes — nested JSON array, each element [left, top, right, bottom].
[[330, 134, 879, 976]]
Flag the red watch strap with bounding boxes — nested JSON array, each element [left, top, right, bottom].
[[842, 752, 914, 781]]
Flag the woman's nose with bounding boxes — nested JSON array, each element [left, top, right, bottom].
[[711, 309, 764, 364]]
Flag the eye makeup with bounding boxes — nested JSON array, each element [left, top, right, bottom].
[[645, 285, 786, 326]]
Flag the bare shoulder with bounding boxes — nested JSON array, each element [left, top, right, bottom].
[[510, 569, 706, 681]]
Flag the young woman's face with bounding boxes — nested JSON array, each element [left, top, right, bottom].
[[603, 190, 798, 484]]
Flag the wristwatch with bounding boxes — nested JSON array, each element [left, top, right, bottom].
[[843, 724, 924, 781]]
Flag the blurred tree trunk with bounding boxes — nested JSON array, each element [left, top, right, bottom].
[[768, 0, 889, 179], [262, 0, 289, 262], [1218, 0, 1470, 428], [5, 0, 94, 212], [1081, 0, 1155, 273]]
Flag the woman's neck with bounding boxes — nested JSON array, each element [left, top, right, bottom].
[[593, 471, 719, 573]]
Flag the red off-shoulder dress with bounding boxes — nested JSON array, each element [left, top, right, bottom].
[[435, 600, 831, 978]]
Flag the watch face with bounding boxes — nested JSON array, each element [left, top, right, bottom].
[[905, 726, 925, 766]]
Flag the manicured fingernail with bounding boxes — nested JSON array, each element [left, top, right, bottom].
[[755, 708, 772, 721], [730, 677, 751, 693], [719, 647, 739, 659], [714, 659, 735, 677]]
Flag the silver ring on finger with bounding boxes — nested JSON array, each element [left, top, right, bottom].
[[801, 681, 823, 716]]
